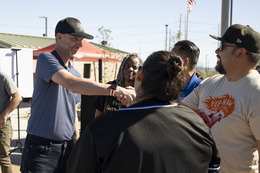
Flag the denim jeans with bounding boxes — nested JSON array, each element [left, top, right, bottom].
[[20, 134, 74, 173]]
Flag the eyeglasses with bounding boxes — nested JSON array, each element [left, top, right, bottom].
[[219, 42, 238, 51]]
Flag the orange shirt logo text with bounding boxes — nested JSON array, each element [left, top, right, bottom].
[[203, 94, 235, 118]]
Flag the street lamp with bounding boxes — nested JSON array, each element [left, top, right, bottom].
[[39, 16, 47, 37], [9, 49, 23, 154]]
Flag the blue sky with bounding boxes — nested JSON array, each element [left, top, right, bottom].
[[1, 0, 259, 68]]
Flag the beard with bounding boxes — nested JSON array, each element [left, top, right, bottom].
[[215, 59, 226, 75]]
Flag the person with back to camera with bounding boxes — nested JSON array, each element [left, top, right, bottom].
[[94, 53, 142, 118], [171, 40, 202, 101], [0, 71, 22, 173], [20, 17, 135, 173], [67, 51, 221, 173], [181, 24, 260, 173]]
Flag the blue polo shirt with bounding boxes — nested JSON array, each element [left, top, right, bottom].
[[27, 51, 81, 141], [178, 72, 202, 102]]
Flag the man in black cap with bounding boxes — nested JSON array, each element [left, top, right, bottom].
[[181, 24, 260, 173], [20, 17, 135, 173]]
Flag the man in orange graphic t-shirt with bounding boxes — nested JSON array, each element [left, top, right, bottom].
[[181, 24, 260, 173]]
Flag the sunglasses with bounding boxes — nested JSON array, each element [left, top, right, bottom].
[[219, 42, 238, 51]]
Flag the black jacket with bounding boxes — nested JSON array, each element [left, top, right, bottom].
[[68, 98, 220, 173]]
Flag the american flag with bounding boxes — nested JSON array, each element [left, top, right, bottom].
[[187, 0, 196, 13]]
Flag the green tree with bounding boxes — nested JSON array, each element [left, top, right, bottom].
[[96, 26, 113, 47]]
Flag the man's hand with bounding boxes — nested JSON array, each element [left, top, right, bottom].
[[114, 86, 136, 107], [0, 115, 7, 128]]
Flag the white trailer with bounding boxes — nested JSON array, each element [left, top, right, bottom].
[[0, 48, 33, 99]]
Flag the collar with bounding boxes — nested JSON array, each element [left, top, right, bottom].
[[183, 71, 202, 90], [117, 98, 177, 111], [51, 50, 71, 69]]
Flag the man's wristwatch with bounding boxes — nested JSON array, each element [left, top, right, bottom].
[[110, 83, 117, 96]]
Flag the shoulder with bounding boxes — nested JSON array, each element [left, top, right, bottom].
[[173, 105, 210, 129], [87, 110, 125, 132], [0, 72, 12, 83], [246, 71, 260, 92], [201, 74, 224, 85], [247, 70, 260, 82], [170, 105, 197, 117], [0, 72, 7, 78], [38, 52, 53, 58], [37, 52, 62, 70], [38, 52, 56, 63]]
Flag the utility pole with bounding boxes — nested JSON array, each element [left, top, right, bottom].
[[230, 0, 233, 26], [221, 0, 230, 35], [177, 14, 182, 41], [168, 28, 172, 51], [165, 24, 168, 50], [39, 16, 47, 37]]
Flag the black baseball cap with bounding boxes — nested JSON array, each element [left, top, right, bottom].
[[210, 24, 260, 54], [55, 17, 94, 39]]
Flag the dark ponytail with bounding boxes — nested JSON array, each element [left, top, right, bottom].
[[141, 51, 185, 101]]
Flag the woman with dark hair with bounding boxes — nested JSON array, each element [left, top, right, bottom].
[[67, 51, 220, 173], [93, 53, 142, 117]]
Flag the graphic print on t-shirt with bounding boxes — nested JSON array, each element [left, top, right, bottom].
[[197, 94, 235, 128]]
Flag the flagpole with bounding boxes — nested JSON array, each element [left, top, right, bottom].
[[186, 0, 196, 40], [185, 10, 189, 40]]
